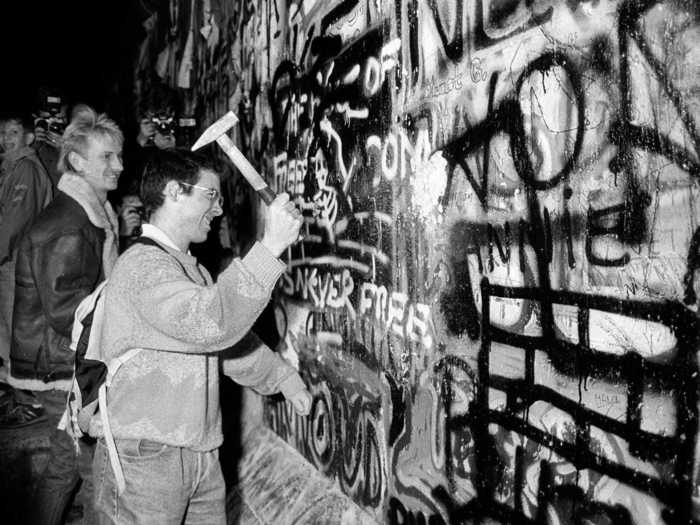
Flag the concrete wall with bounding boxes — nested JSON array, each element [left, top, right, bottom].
[[229, 389, 378, 524], [136, 1, 700, 523]]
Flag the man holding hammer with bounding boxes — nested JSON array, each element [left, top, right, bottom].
[[91, 147, 311, 524]]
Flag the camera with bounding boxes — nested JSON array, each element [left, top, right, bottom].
[[34, 118, 66, 135], [151, 114, 176, 136], [134, 206, 147, 222], [129, 205, 147, 238], [34, 96, 66, 135]]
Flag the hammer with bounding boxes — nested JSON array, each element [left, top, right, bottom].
[[191, 111, 277, 204]]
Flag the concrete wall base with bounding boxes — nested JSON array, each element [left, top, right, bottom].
[[227, 391, 378, 525]]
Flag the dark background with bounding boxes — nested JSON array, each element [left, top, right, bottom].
[[0, 0, 147, 124]]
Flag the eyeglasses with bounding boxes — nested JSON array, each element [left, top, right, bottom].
[[179, 182, 224, 207]]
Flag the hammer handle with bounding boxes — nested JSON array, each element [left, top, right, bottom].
[[216, 134, 278, 204], [258, 186, 276, 205]]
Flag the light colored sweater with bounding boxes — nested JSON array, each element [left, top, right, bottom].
[[94, 232, 303, 452]]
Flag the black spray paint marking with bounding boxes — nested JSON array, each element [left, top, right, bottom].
[[457, 278, 699, 524]]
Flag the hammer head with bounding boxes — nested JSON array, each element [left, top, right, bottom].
[[191, 111, 239, 151]]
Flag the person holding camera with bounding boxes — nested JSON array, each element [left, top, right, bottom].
[[116, 104, 178, 252], [136, 110, 177, 150], [133, 84, 179, 154], [33, 89, 68, 191], [116, 180, 147, 252]]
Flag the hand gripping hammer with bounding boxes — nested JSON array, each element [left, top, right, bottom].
[[191, 111, 277, 204]]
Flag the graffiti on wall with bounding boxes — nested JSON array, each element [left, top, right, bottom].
[[137, 0, 700, 523]]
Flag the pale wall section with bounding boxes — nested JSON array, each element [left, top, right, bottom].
[[136, 1, 700, 523], [229, 390, 378, 524]]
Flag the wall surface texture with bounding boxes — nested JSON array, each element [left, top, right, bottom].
[[136, 1, 700, 523]]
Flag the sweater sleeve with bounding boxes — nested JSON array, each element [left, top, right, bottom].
[[0, 159, 52, 264], [221, 331, 305, 397], [129, 242, 286, 352]]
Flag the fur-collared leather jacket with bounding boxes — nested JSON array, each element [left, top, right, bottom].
[[11, 192, 106, 383]]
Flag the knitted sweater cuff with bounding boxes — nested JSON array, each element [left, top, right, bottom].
[[243, 242, 286, 289], [279, 372, 306, 399]]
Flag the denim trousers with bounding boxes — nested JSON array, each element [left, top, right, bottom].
[[32, 389, 96, 525], [93, 438, 226, 524]]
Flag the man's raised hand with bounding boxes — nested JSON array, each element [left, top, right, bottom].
[[260, 193, 302, 258]]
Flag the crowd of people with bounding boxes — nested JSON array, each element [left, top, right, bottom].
[[0, 88, 312, 524]]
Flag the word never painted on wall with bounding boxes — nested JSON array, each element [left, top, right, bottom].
[[140, 0, 700, 522]]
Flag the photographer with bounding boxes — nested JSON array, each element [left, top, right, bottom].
[[33, 88, 68, 191], [136, 109, 177, 150], [116, 181, 147, 252], [116, 88, 179, 228], [120, 102, 178, 196]]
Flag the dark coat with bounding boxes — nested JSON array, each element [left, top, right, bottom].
[[11, 192, 106, 381], [0, 147, 52, 265]]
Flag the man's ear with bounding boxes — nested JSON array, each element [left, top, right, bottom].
[[164, 180, 181, 202], [68, 151, 85, 173], [24, 132, 35, 146]]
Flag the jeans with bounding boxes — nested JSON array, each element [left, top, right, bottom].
[[32, 389, 96, 525], [93, 438, 226, 524]]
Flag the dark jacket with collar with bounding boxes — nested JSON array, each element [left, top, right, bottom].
[[11, 192, 106, 383], [0, 147, 52, 265]]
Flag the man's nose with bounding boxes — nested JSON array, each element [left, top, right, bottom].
[[112, 156, 124, 172]]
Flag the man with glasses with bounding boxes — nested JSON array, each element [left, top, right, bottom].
[[91, 148, 311, 524], [32, 88, 69, 191]]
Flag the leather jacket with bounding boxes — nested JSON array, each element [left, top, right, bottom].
[[11, 192, 106, 382]]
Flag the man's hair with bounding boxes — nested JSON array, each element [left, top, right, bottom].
[[58, 106, 124, 173], [140, 148, 217, 216], [138, 82, 178, 119], [70, 103, 93, 122]]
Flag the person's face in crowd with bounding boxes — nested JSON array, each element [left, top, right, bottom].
[[179, 168, 223, 244], [118, 194, 145, 237], [121, 194, 143, 212], [73, 134, 123, 194], [34, 105, 67, 124], [1, 120, 33, 154]]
